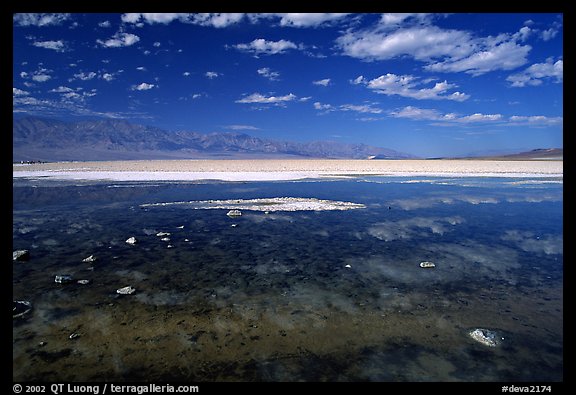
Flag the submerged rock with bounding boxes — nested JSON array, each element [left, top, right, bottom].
[[55, 274, 73, 284], [117, 286, 136, 295], [13, 300, 32, 319], [227, 209, 242, 217], [125, 237, 137, 245], [469, 328, 503, 347], [419, 261, 436, 268], [13, 250, 30, 261]]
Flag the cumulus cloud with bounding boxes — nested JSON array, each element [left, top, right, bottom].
[[257, 67, 280, 81], [313, 101, 382, 114], [225, 125, 260, 130], [122, 13, 245, 28], [340, 104, 382, 114], [98, 20, 111, 28], [21, 68, 52, 83], [120, 13, 350, 28], [337, 19, 532, 76], [390, 105, 561, 127], [270, 13, 349, 27], [354, 73, 469, 101], [205, 71, 220, 79], [132, 83, 155, 91], [189, 13, 245, 28], [72, 71, 97, 81], [32, 40, 66, 52], [391, 106, 501, 123], [233, 39, 299, 55], [425, 40, 531, 76], [101, 73, 114, 81], [97, 32, 140, 48], [506, 58, 563, 87], [313, 78, 331, 86], [314, 102, 334, 111], [122, 13, 186, 24], [236, 92, 297, 104], [13, 88, 29, 96], [49, 86, 75, 93], [13, 13, 70, 27], [508, 115, 563, 126]]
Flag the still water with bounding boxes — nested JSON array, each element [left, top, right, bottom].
[[13, 176, 563, 381]]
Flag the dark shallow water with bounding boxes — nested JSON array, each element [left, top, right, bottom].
[[13, 176, 563, 382]]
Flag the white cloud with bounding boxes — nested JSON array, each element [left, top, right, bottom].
[[153, 42, 161, 47], [508, 115, 563, 126], [136, 66, 146, 71], [272, 13, 349, 27], [425, 40, 531, 76], [379, 13, 431, 27], [122, 13, 245, 28], [205, 71, 220, 79], [355, 73, 469, 101], [183, 72, 191, 77], [120, 13, 351, 28], [49, 86, 74, 93], [72, 71, 97, 81], [257, 67, 280, 81], [541, 27, 558, 41], [31, 71, 52, 82], [340, 104, 382, 114], [233, 39, 299, 55], [13, 88, 29, 96], [458, 113, 503, 122], [32, 40, 66, 52], [98, 20, 111, 28], [391, 106, 501, 124], [389, 106, 561, 127], [506, 58, 563, 87], [313, 78, 330, 86], [101, 73, 115, 82], [132, 83, 155, 91], [97, 32, 140, 48], [337, 25, 473, 62], [337, 20, 532, 76], [313, 101, 382, 114], [13, 13, 70, 27], [190, 13, 245, 28], [122, 13, 186, 24], [236, 92, 297, 104], [314, 102, 334, 111], [225, 125, 261, 131]]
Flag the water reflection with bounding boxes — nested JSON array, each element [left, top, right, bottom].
[[13, 177, 563, 381]]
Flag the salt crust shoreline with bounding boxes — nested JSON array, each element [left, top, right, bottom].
[[13, 159, 563, 182], [141, 197, 367, 212]]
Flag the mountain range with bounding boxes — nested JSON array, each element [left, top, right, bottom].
[[13, 117, 415, 162]]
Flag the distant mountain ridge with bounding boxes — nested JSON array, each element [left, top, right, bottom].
[[13, 117, 415, 161], [455, 148, 563, 160]]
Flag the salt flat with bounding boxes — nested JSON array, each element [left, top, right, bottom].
[[13, 159, 563, 181]]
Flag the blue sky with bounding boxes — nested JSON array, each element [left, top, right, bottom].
[[13, 13, 563, 157]]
